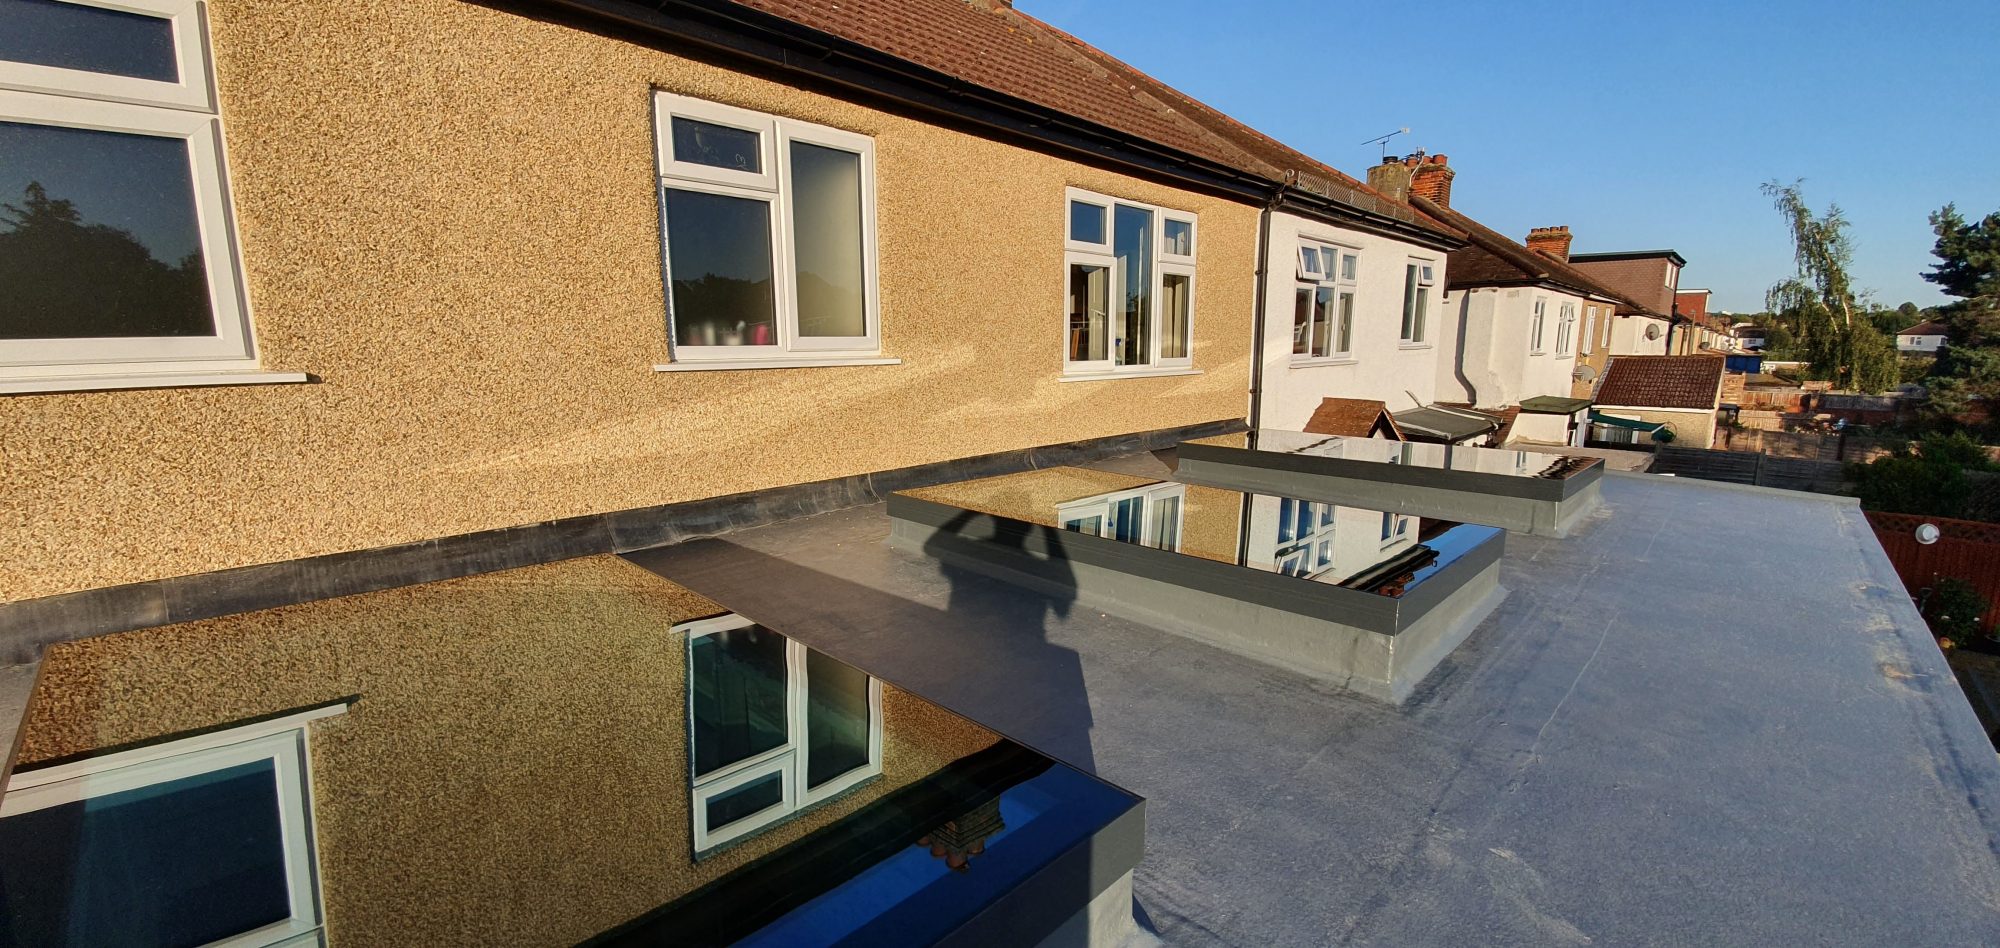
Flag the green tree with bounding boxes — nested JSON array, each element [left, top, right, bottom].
[[1925, 578, 1992, 644], [0, 181, 211, 339], [1925, 205, 2000, 302], [1850, 450, 1970, 518], [1762, 180, 1900, 392]]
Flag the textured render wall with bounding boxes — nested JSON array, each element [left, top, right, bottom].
[[1608, 313, 1671, 356], [0, 0, 1256, 603], [903, 468, 1241, 565], [14, 556, 1001, 947], [1257, 210, 1447, 429]]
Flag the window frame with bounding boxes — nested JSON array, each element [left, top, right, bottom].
[[0, 704, 342, 948], [1060, 187, 1196, 377], [1529, 296, 1549, 355], [1400, 258, 1436, 345], [1555, 301, 1576, 355], [1292, 238, 1358, 365], [0, 0, 213, 111], [1057, 482, 1186, 551], [681, 613, 884, 855], [1582, 305, 1597, 355], [654, 93, 882, 364]]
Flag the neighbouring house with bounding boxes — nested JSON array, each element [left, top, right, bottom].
[[1736, 322, 1769, 350], [1592, 354, 1729, 448], [1570, 249, 1692, 353], [1302, 397, 1405, 439], [1898, 320, 1951, 353]]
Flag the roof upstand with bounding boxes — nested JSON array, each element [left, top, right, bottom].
[[1176, 431, 1604, 538]]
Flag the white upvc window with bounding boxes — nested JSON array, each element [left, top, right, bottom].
[[1063, 187, 1195, 376], [1555, 301, 1576, 355], [682, 614, 883, 854], [1293, 240, 1358, 363], [653, 93, 882, 364], [0, 704, 343, 947], [1529, 297, 1549, 354], [1582, 305, 1597, 355], [1273, 496, 1339, 578], [1057, 482, 1186, 551], [1400, 259, 1435, 344], [0, 0, 275, 388]]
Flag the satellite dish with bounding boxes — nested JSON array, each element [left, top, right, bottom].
[[1644, 324, 1662, 340], [1573, 364, 1598, 381], [1916, 523, 1941, 545]]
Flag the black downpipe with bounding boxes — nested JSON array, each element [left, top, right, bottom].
[[1236, 196, 1279, 567]]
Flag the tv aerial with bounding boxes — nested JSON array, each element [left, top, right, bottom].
[[1362, 128, 1411, 159]]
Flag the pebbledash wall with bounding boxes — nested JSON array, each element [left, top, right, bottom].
[[0, 0, 1259, 603]]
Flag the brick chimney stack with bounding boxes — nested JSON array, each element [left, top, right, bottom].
[[1408, 154, 1453, 207], [1366, 155, 1414, 202], [1525, 226, 1573, 262]]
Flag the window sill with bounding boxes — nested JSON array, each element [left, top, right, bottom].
[[1528, 351, 1548, 357], [1057, 367, 1203, 383], [1397, 342, 1434, 350], [1290, 357, 1358, 369], [654, 356, 902, 372], [0, 370, 312, 396]]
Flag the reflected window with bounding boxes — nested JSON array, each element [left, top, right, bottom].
[[0, 709, 336, 947], [655, 93, 879, 361], [1274, 497, 1338, 578], [683, 614, 882, 854], [0, 0, 260, 385], [1295, 241, 1356, 361], [1057, 482, 1185, 552], [1062, 187, 1195, 374]]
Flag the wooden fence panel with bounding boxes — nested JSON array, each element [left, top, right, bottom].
[[1867, 512, 2000, 635]]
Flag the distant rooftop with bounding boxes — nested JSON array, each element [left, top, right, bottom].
[[1597, 354, 1727, 409]]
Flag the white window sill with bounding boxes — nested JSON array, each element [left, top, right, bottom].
[[1529, 351, 1548, 357], [1397, 342, 1433, 350], [1290, 357, 1357, 369], [654, 356, 902, 372], [1058, 367, 1203, 383], [0, 370, 312, 395]]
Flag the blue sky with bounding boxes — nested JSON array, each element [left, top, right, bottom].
[[1024, 0, 1998, 314]]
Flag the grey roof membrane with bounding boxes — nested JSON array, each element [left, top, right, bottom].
[[625, 461, 2000, 946]]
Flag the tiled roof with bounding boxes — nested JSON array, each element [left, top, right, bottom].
[[1596, 355, 1727, 410], [1302, 398, 1401, 439], [728, 0, 1456, 240], [1900, 320, 1950, 336], [1408, 195, 1657, 315]]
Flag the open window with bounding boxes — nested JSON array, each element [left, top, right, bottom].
[[1294, 240, 1357, 363], [683, 614, 883, 854], [1400, 259, 1436, 344], [0, 704, 342, 947], [1063, 187, 1195, 376]]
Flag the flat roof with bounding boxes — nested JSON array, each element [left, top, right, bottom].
[[628, 459, 2000, 946]]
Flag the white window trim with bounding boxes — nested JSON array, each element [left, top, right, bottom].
[[1056, 482, 1186, 551], [1400, 258, 1435, 344], [1, 703, 344, 948], [681, 614, 883, 855], [654, 93, 883, 365], [1582, 305, 1597, 355], [1292, 238, 1358, 363], [0, 32, 268, 388], [1555, 301, 1576, 356], [0, 0, 213, 111], [1061, 187, 1196, 378], [1529, 296, 1549, 355]]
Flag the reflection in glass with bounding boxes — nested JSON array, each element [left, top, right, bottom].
[[1163, 219, 1192, 256], [789, 142, 866, 338], [0, 759, 290, 946], [805, 650, 870, 788], [1216, 431, 1596, 481], [1292, 287, 1311, 356], [1068, 200, 1104, 244], [0, 0, 177, 81], [670, 117, 761, 173], [0, 121, 214, 339], [689, 624, 789, 777], [1161, 272, 1190, 360], [1067, 263, 1108, 362], [1340, 252, 1358, 282], [1336, 291, 1355, 354], [1311, 287, 1333, 358], [1113, 204, 1151, 366], [706, 772, 785, 830], [666, 188, 777, 348]]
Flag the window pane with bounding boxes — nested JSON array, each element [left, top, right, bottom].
[[805, 651, 871, 789], [707, 771, 784, 831], [689, 624, 790, 777], [1292, 287, 1311, 356], [1299, 246, 1320, 275], [1160, 272, 1190, 360], [1163, 219, 1192, 256], [1412, 287, 1428, 343], [1340, 253, 1358, 282], [0, 759, 293, 946], [1336, 291, 1354, 354], [1113, 204, 1151, 366], [670, 117, 761, 173], [1063, 513, 1102, 534], [665, 188, 777, 348], [1107, 496, 1144, 543], [1311, 287, 1333, 357], [1400, 264, 1419, 340], [0, 121, 215, 340], [1067, 263, 1108, 362], [0, 0, 177, 82], [789, 142, 866, 339], [1149, 495, 1181, 550], [1068, 200, 1105, 244]]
